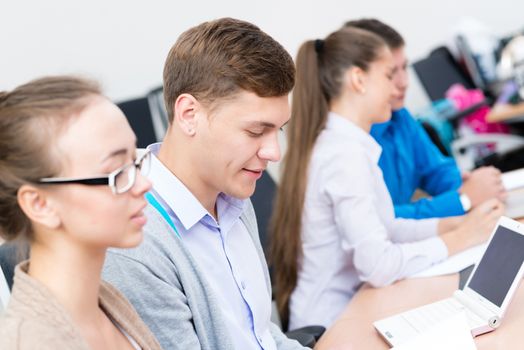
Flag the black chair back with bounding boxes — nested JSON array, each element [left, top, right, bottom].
[[251, 171, 277, 259], [116, 87, 168, 148], [117, 98, 158, 148], [0, 242, 28, 290]]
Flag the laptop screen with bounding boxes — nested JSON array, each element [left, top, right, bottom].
[[468, 226, 524, 306]]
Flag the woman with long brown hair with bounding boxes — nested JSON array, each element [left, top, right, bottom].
[[271, 27, 504, 330], [0, 76, 161, 349]]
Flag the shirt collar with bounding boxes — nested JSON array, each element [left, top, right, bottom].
[[146, 143, 245, 231], [326, 112, 382, 163], [369, 108, 405, 138]]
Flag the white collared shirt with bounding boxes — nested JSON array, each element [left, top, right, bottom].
[[289, 113, 447, 329], [147, 143, 276, 350]]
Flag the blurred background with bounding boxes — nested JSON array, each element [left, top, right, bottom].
[[1, 0, 522, 105], [2, 0, 524, 177]]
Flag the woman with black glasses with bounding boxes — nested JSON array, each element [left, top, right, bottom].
[[0, 76, 161, 350]]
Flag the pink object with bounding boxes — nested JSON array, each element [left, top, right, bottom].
[[446, 84, 509, 134]]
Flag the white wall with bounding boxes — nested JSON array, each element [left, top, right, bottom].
[[2, 0, 523, 104], [3, 1, 521, 180]]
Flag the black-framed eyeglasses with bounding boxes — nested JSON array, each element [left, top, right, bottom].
[[38, 149, 151, 194]]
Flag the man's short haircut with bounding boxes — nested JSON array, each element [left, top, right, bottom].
[[163, 17, 295, 122], [344, 18, 405, 50]]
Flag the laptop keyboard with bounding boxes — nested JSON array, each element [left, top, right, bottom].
[[401, 298, 485, 332]]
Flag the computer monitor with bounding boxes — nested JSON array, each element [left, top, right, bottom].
[[412, 46, 477, 102]]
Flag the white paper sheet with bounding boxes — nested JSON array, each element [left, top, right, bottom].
[[502, 168, 524, 191], [392, 312, 477, 350], [410, 243, 486, 279], [505, 187, 524, 219]]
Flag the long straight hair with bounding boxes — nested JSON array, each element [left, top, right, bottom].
[[270, 27, 386, 329]]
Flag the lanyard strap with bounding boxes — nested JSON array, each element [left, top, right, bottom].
[[145, 191, 181, 239]]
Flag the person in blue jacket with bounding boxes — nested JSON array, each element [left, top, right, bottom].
[[344, 18, 506, 219]]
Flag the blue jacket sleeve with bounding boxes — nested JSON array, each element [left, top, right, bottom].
[[395, 111, 464, 218], [395, 190, 464, 218], [416, 136, 461, 194]]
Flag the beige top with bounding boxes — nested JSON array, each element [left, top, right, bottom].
[[0, 261, 161, 350]]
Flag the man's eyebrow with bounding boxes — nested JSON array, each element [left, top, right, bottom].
[[246, 121, 277, 128]]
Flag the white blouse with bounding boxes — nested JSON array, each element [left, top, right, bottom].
[[288, 112, 448, 330]]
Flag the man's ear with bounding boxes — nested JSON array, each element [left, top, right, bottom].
[[173, 93, 200, 136], [17, 185, 61, 230], [346, 66, 367, 95]]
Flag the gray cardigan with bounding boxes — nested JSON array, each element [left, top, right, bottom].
[[102, 200, 306, 350]]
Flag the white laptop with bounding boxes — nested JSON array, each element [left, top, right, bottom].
[[374, 216, 524, 347]]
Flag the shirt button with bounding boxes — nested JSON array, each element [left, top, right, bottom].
[[241, 281, 246, 290]]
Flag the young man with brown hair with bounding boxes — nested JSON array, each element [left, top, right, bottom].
[[345, 18, 506, 219], [103, 18, 305, 350]]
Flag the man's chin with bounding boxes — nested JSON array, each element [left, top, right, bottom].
[[240, 187, 256, 199], [225, 184, 257, 200], [391, 99, 405, 111]]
